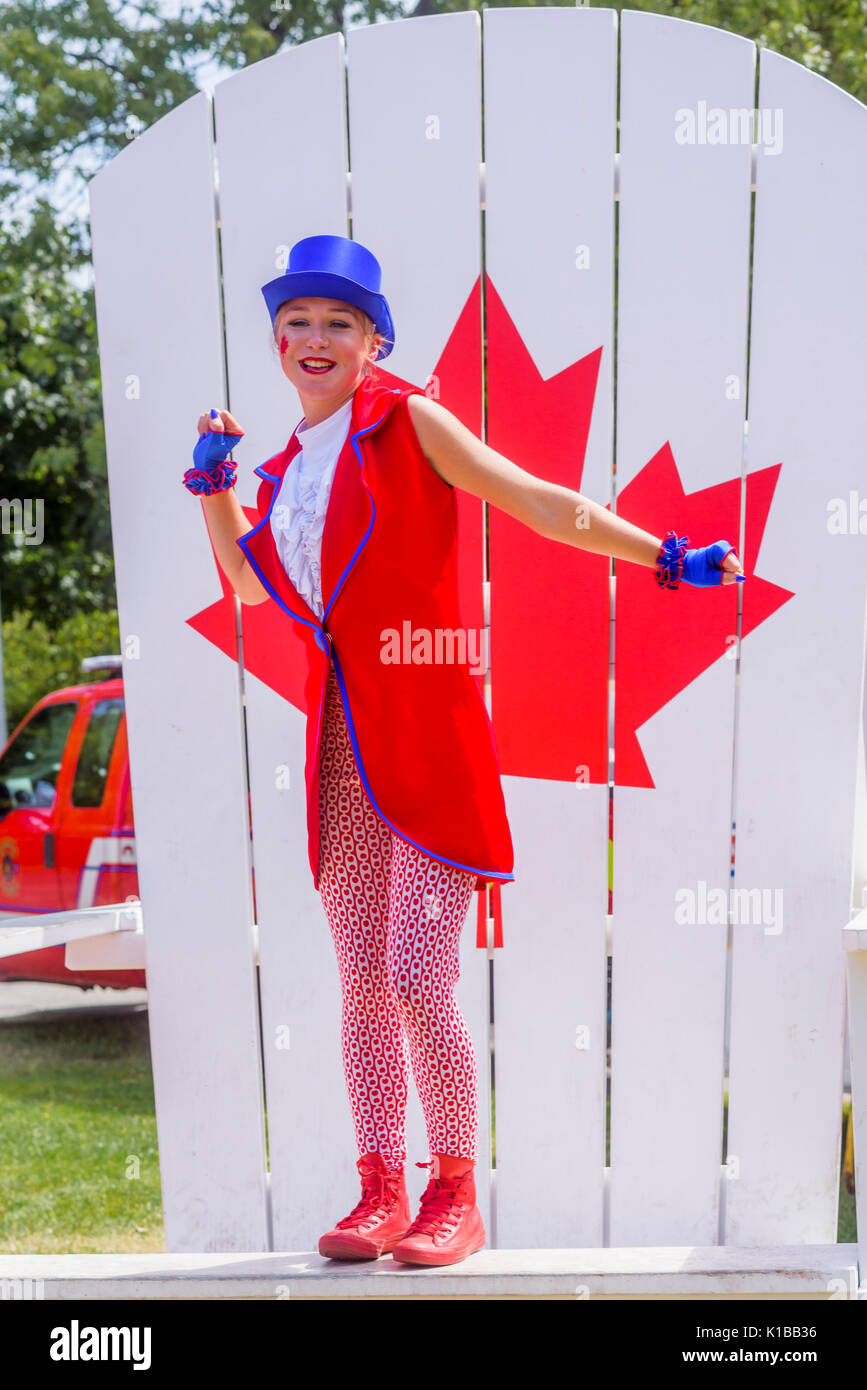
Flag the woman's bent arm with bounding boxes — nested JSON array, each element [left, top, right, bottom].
[[199, 489, 269, 604]]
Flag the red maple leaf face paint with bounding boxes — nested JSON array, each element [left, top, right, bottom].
[[279, 334, 289, 355]]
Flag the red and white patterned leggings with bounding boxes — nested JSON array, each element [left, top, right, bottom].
[[317, 662, 479, 1172]]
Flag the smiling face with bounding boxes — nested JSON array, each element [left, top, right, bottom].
[[273, 297, 383, 425]]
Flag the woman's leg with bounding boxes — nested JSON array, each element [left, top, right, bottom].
[[386, 839, 479, 1160], [317, 664, 411, 1172]]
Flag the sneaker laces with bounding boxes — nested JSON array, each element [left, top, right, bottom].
[[404, 1160, 473, 1238], [335, 1160, 403, 1231]]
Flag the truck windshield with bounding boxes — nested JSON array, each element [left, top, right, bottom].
[[0, 702, 78, 816]]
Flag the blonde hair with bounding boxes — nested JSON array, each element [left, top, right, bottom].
[[271, 304, 393, 379]]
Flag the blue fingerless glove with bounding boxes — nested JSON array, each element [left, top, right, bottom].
[[684, 539, 738, 587], [655, 531, 745, 588], [183, 408, 244, 496]]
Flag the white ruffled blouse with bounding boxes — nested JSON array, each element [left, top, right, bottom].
[[269, 398, 353, 620]]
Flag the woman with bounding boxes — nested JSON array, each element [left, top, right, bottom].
[[184, 235, 744, 1268]]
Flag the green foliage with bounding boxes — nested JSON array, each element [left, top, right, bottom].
[[1, 604, 120, 736], [0, 0, 202, 201], [632, 0, 867, 104], [0, 202, 114, 627], [0, 0, 414, 206]]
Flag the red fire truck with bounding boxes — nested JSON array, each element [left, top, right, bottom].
[[0, 656, 144, 990]]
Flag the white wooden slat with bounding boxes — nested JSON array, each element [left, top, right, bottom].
[[0, 903, 141, 958], [63, 925, 146, 970], [347, 12, 492, 1219], [215, 36, 350, 463], [88, 92, 268, 1251], [214, 36, 358, 1251], [348, 12, 484, 394], [725, 47, 867, 1244], [611, 11, 755, 1245], [482, 4, 617, 1247], [0, 1244, 858, 1299]]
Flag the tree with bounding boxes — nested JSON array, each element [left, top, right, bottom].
[[0, 0, 411, 221], [0, 201, 111, 628]]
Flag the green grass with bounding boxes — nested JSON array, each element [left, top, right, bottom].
[[0, 1011, 163, 1253], [0, 1013, 857, 1250]]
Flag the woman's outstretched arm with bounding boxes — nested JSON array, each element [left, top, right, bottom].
[[406, 394, 744, 582]]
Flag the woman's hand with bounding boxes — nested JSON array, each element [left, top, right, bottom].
[[682, 540, 745, 587], [193, 408, 245, 470], [195, 407, 245, 438], [719, 549, 745, 585], [183, 408, 246, 498]]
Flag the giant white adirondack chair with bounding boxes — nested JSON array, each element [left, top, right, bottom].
[[11, 6, 865, 1298]]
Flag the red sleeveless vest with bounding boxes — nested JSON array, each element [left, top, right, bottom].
[[236, 376, 515, 893]]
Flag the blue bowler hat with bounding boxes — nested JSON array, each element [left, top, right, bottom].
[[261, 234, 395, 361]]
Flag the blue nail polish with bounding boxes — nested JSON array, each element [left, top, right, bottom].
[[210, 408, 219, 418], [735, 574, 746, 582]]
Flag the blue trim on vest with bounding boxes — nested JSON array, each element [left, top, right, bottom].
[[238, 403, 393, 634], [322, 411, 385, 622], [237, 453, 325, 638], [329, 646, 514, 884], [254, 464, 281, 481], [239, 401, 395, 638]]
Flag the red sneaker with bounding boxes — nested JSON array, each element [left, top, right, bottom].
[[391, 1154, 486, 1266], [319, 1154, 413, 1260]]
